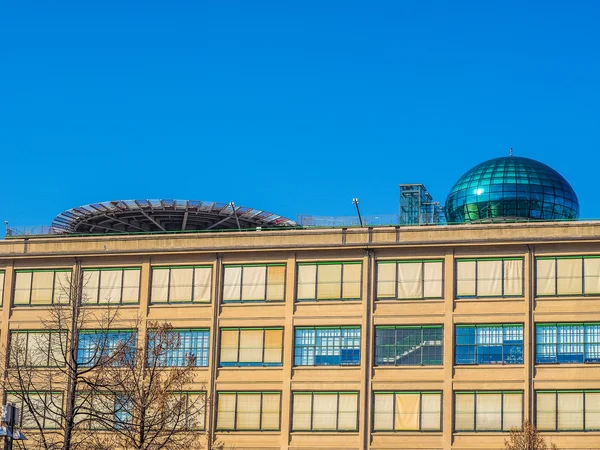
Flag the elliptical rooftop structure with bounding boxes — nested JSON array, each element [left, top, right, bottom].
[[444, 155, 579, 224], [51, 199, 297, 234]]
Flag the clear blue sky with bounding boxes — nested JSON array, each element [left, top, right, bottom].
[[2, 0, 600, 230]]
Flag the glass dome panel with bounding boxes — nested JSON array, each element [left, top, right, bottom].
[[445, 156, 579, 223]]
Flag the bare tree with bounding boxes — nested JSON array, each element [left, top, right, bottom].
[[81, 321, 217, 450], [2, 262, 131, 450], [504, 420, 559, 450]]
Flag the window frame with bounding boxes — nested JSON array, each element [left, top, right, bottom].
[[376, 259, 444, 300], [13, 269, 72, 307], [9, 330, 66, 368], [455, 324, 524, 366], [216, 391, 282, 431], [296, 261, 363, 302], [294, 326, 361, 367], [454, 391, 523, 432], [82, 267, 141, 305], [219, 327, 283, 367], [147, 328, 210, 367], [150, 265, 212, 304], [77, 330, 137, 367], [535, 256, 600, 297], [291, 391, 359, 432], [222, 263, 286, 304], [374, 325, 443, 366], [372, 391, 443, 432], [535, 390, 600, 432], [535, 323, 600, 364], [6, 391, 64, 429], [455, 258, 524, 299]]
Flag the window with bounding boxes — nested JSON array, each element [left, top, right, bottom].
[[292, 392, 359, 431], [176, 392, 206, 430], [13, 269, 71, 306], [148, 329, 210, 367], [297, 262, 362, 302], [151, 266, 212, 304], [375, 326, 443, 366], [10, 331, 65, 367], [77, 330, 137, 367], [294, 327, 360, 366], [536, 323, 600, 364], [536, 391, 600, 431], [0, 270, 4, 306], [220, 328, 283, 367], [216, 392, 281, 431], [223, 264, 285, 303], [75, 392, 132, 430], [456, 258, 523, 298], [377, 260, 443, 300], [373, 391, 442, 431], [536, 256, 600, 296], [455, 325, 523, 365], [6, 392, 63, 429], [454, 391, 523, 431], [82, 268, 141, 304]]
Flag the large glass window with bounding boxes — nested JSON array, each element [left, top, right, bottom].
[[536, 256, 600, 296], [148, 329, 210, 367], [455, 391, 523, 431], [373, 391, 442, 431], [375, 326, 443, 366], [377, 260, 443, 300], [455, 325, 523, 365], [6, 392, 63, 429], [216, 392, 281, 431], [296, 262, 362, 302], [292, 392, 358, 431], [75, 392, 132, 430], [222, 264, 285, 303], [535, 323, 600, 364], [536, 391, 600, 431], [294, 327, 360, 366], [9, 331, 66, 367], [13, 269, 71, 306], [82, 268, 141, 304], [77, 330, 137, 367], [219, 328, 283, 367], [151, 266, 212, 304], [456, 258, 523, 298]]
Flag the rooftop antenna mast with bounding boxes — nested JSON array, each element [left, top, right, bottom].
[[509, 147, 513, 157], [352, 198, 363, 227]]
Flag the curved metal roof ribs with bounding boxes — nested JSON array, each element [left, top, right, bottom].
[[51, 199, 297, 234]]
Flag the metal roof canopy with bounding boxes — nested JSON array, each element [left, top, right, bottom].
[[51, 199, 297, 234]]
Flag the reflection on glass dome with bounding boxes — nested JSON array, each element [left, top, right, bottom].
[[445, 156, 579, 224]]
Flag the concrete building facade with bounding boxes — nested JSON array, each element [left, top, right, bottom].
[[1, 221, 600, 449]]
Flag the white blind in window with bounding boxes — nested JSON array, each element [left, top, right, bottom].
[[236, 394, 261, 430], [297, 265, 316, 300], [151, 269, 169, 303], [193, 267, 211, 302], [292, 394, 312, 431], [476, 393, 502, 430], [395, 393, 419, 430], [457, 261, 476, 297], [557, 259, 582, 295], [398, 263, 422, 299], [337, 393, 357, 430], [342, 264, 361, 299], [317, 265, 342, 300], [421, 393, 442, 430], [424, 262, 443, 298], [477, 260, 502, 297], [504, 259, 523, 296], [536, 392, 556, 430], [558, 392, 583, 430], [584, 259, 600, 294], [261, 393, 280, 429], [312, 394, 337, 430], [216, 393, 236, 429], [241, 266, 266, 301], [223, 267, 242, 301], [455, 394, 475, 430], [373, 393, 394, 430]]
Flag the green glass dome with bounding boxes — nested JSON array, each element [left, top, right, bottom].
[[445, 156, 579, 223]]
